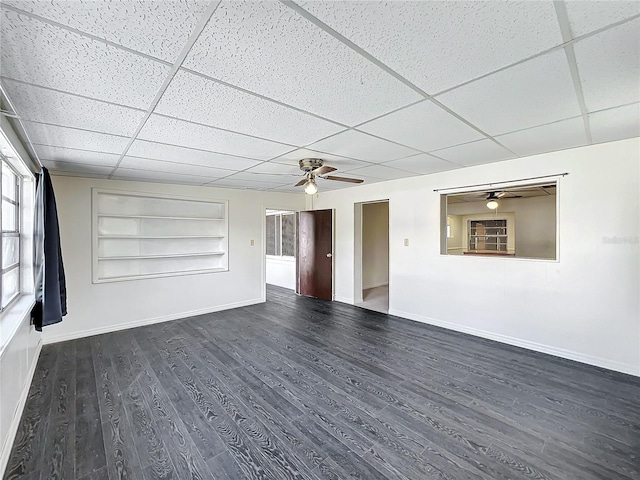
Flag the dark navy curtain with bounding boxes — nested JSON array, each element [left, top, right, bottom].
[[32, 167, 66, 331]]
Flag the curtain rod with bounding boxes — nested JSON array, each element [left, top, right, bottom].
[[433, 172, 569, 193]]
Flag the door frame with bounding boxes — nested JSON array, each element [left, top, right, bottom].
[[354, 199, 389, 306], [262, 205, 300, 301]]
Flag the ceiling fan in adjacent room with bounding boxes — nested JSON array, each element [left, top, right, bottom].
[[294, 158, 364, 194]]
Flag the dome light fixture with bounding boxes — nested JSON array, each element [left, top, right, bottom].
[[304, 178, 318, 195]]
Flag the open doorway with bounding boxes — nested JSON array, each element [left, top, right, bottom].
[[354, 200, 389, 313], [265, 209, 296, 290]]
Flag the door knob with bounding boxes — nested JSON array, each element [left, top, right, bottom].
[[326, 253, 332, 258]]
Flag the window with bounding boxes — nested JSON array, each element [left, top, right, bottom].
[[266, 210, 296, 257], [441, 182, 557, 260], [1, 158, 20, 309]]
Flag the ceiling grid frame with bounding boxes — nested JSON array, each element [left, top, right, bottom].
[[107, 0, 224, 178], [553, 0, 593, 143], [0, 0, 637, 190], [281, 0, 519, 157]]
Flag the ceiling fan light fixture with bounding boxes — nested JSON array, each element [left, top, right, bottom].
[[304, 178, 318, 195], [486, 192, 500, 210]]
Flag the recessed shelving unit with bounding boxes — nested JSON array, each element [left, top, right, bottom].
[[92, 189, 228, 283]]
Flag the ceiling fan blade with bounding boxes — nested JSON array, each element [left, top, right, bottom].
[[324, 175, 364, 184], [497, 192, 508, 198], [294, 178, 307, 187], [312, 165, 337, 176]]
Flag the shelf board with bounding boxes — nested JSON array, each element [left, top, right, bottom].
[[98, 214, 224, 221], [95, 267, 228, 282], [98, 252, 225, 260], [98, 235, 225, 239]]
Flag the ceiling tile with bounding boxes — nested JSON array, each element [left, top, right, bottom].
[[382, 154, 460, 175], [574, 19, 640, 112], [590, 103, 640, 144], [127, 140, 261, 171], [344, 164, 417, 181], [41, 160, 113, 176], [2, 79, 145, 136], [305, 130, 420, 163], [433, 139, 517, 167], [0, 9, 170, 108], [220, 171, 289, 184], [437, 50, 581, 135], [274, 148, 371, 171], [137, 115, 293, 160], [112, 169, 209, 185], [266, 185, 306, 193], [207, 178, 286, 190], [242, 161, 301, 176], [35, 145, 121, 166], [2, 0, 210, 62], [564, 1, 640, 37], [23, 121, 129, 154], [119, 157, 233, 179], [48, 170, 110, 179], [298, 1, 562, 94], [182, 0, 421, 125], [496, 117, 589, 157], [156, 70, 344, 145], [357, 101, 483, 152]]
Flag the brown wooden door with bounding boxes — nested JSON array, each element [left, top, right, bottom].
[[297, 209, 333, 300]]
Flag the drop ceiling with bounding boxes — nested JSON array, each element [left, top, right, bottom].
[[0, 0, 638, 193]]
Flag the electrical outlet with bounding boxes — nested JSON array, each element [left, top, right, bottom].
[[404, 238, 409, 246]]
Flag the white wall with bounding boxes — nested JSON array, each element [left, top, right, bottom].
[[266, 256, 296, 290], [362, 201, 389, 289], [313, 138, 640, 376], [0, 309, 41, 476], [43, 176, 304, 344], [448, 195, 556, 258]]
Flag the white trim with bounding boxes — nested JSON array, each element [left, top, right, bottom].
[[0, 339, 42, 477], [43, 298, 264, 345], [389, 308, 640, 377]]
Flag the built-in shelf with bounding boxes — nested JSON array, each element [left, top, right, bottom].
[[93, 189, 228, 283]]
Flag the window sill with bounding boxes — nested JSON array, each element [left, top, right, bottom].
[[0, 294, 36, 358], [266, 255, 296, 264]]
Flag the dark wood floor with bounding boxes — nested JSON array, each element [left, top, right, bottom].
[[4, 286, 640, 480]]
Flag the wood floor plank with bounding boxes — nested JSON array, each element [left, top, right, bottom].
[[92, 336, 147, 480], [40, 341, 76, 480], [3, 345, 60, 480], [5, 285, 639, 480]]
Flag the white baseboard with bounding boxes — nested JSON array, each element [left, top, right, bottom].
[[43, 298, 265, 345], [334, 295, 353, 304], [363, 282, 389, 290], [389, 309, 640, 377], [0, 340, 43, 477]]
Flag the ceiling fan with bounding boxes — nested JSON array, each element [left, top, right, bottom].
[[294, 158, 364, 194]]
